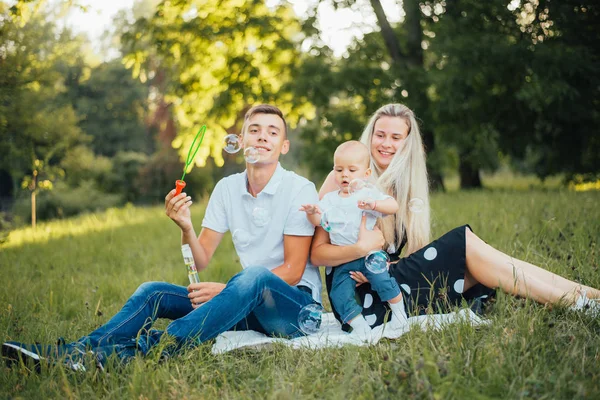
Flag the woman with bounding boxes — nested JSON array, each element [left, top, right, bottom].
[[312, 103, 600, 331]]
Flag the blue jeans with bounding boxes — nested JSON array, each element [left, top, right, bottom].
[[330, 258, 401, 323], [73, 267, 316, 360]]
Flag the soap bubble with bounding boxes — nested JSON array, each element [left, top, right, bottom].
[[348, 179, 375, 195], [223, 134, 241, 154], [244, 147, 260, 164], [320, 207, 348, 234], [298, 303, 323, 335], [252, 207, 270, 227], [365, 250, 389, 274], [349, 179, 377, 208], [408, 198, 425, 213], [232, 229, 251, 248]]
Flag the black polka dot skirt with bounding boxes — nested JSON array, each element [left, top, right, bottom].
[[325, 225, 496, 331]]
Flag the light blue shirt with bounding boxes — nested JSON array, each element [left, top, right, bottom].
[[319, 189, 391, 246], [202, 163, 322, 303]]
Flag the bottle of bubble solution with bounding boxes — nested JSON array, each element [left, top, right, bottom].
[[181, 244, 200, 284]]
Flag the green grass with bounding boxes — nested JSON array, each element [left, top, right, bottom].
[[1, 190, 599, 399]]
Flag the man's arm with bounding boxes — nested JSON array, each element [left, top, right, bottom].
[[185, 228, 226, 308], [270, 234, 313, 285], [182, 227, 225, 272]]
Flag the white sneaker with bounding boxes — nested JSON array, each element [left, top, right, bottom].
[[348, 326, 373, 344], [572, 290, 600, 317], [382, 314, 409, 339]]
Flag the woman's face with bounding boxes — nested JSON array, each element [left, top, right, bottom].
[[370, 116, 410, 171]]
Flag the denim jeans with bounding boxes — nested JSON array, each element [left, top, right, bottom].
[[73, 267, 316, 360], [330, 258, 401, 323]]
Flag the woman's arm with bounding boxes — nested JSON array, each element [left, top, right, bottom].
[[319, 171, 338, 199], [310, 214, 385, 266]]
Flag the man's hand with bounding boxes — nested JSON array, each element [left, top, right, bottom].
[[187, 282, 226, 308], [165, 189, 193, 232]]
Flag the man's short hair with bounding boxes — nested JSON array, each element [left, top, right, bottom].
[[243, 104, 288, 138]]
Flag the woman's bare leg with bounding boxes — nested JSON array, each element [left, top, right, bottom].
[[462, 228, 599, 305], [509, 257, 600, 298]]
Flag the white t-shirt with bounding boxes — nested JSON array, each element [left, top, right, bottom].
[[202, 163, 322, 303], [319, 188, 392, 246]]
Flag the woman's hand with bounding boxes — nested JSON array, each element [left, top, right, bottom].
[[350, 271, 369, 287], [187, 282, 226, 308], [356, 213, 385, 255], [165, 189, 193, 232]]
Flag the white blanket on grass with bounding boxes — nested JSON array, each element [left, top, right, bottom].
[[212, 308, 488, 354]]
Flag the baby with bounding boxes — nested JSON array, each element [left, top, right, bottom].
[[301, 141, 407, 340]]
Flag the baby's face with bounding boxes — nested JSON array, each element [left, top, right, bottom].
[[333, 152, 370, 193]]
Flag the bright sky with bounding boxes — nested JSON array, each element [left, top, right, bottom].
[[65, 0, 403, 57]]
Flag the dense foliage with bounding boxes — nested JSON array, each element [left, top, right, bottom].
[[1, 0, 599, 226]]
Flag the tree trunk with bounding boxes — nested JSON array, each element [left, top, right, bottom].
[[31, 190, 36, 230], [403, 0, 423, 68], [459, 159, 482, 188], [368, 0, 445, 191], [31, 169, 37, 229], [369, 0, 403, 64], [404, 0, 444, 191], [428, 162, 445, 191]]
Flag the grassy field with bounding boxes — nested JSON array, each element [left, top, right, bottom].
[[1, 190, 599, 399]]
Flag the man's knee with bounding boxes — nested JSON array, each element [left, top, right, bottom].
[[238, 267, 273, 282], [133, 281, 174, 298]]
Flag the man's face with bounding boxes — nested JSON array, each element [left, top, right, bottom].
[[242, 113, 289, 165]]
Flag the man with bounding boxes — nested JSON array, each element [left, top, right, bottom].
[[3, 104, 321, 370]]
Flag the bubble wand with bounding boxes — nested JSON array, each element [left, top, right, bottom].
[[174, 125, 207, 196]]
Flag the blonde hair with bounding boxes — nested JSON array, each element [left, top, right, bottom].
[[359, 104, 430, 255], [334, 140, 370, 168]]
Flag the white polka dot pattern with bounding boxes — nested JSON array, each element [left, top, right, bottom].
[[453, 279, 465, 293], [363, 293, 373, 308], [365, 314, 377, 326], [400, 284, 411, 295], [423, 247, 438, 260]]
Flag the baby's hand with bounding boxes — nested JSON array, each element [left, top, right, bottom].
[[299, 204, 322, 215], [357, 199, 376, 211]]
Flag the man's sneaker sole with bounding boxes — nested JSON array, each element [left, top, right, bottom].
[[4, 342, 106, 373], [2, 343, 46, 370]]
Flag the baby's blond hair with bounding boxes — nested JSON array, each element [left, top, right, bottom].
[[333, 141, 370, 168]]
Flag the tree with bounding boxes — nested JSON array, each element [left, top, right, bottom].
[[512, 0, 600, 178], [303, 0, 446, 189], [0, 2, 90, 224], [68, 60, 153, 157], [427, 0, 600, 185], [121, 0, 315, 171], [425, 0, 530, 187]]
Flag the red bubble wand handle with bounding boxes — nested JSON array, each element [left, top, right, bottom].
[[175, 125, 206, 195]]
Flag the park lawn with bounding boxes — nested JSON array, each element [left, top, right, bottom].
[[0, 190, 599, 399]]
